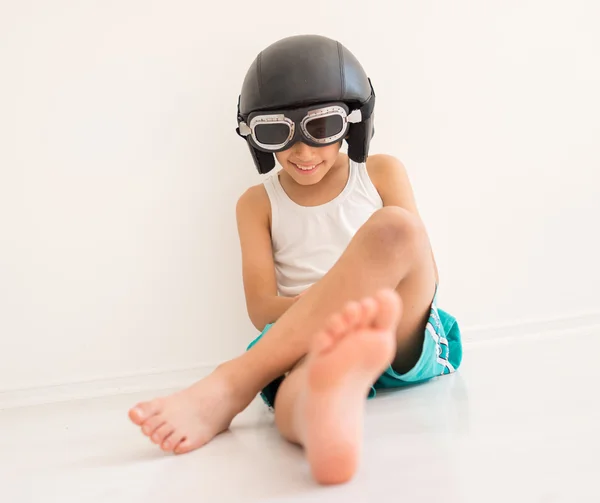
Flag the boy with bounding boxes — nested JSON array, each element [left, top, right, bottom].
[[129, 34, 462, 485]]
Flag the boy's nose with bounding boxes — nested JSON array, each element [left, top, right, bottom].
[[290, 141, 315, 159]]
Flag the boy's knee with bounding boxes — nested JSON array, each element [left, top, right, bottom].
[[362, 207, 427, 258]]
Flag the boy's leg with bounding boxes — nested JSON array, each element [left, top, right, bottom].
[[273, 290, 401, 485], [129, 206, 436, 453]]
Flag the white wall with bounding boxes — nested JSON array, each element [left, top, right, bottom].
[[1, 1, 599, 392]]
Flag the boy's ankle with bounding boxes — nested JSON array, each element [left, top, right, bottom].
[[214, 358, 261, 405]]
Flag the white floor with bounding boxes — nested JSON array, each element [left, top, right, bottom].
[[1, 331, 598, 503]]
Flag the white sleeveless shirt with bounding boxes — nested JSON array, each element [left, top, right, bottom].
[[263, 159, 383, 297]]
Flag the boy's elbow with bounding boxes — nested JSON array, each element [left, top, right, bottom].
[[246, 293, 283, 331], [247, 302, 268, 332], [249, 313, 265, 332]]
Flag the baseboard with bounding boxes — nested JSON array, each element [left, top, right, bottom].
[[461, 310, 600, 343], [0, 365, 215, 410], [2, 311, 599, 410]]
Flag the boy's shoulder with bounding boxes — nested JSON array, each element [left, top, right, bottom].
[[236, 182, 271, 222], [366, 154, 407, 179], [366, 154, 415, 207], [238, 182, 268, 201]]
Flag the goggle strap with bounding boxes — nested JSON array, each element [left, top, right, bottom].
[[357, 92, 375, 122], [238, 122, 252, 136], [347, 109, 362, 124]]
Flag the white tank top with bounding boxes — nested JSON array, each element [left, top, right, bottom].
[[263, 159, 383, 297]]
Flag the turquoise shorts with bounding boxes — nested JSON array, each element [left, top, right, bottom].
[[247, 289, 462, 410]]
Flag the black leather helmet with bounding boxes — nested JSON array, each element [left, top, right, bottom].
[[236, 35, 375, 174]]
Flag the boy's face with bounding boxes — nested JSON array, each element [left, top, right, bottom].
[[275, 141, 343, 186]]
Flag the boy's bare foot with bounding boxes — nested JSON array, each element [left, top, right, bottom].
[[300, 290, 401, 485], [128, 367, 253, 454]]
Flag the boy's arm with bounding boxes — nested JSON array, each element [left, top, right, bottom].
[[236, 185, 296, 330], [367, 154, 440, 283]]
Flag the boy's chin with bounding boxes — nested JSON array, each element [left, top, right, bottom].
[[289, 172, 323, 186]]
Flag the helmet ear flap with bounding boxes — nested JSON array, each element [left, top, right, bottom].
[[346, 79, 376, 163], [247, 143, 276, 174], [346, 112, 375, 163]]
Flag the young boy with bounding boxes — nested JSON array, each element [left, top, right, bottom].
[[128, 34, 462, 485]]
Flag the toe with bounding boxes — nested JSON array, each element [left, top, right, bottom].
[[358, 297, 378, 327], [169, 434, 187, 453], [163, 432, 186, 452], [173, 435, 210, 455], [325, 312, 346, 339], [161, 432, 177, 452], [174, 438, 193, 455], [141, 416, 165, 437], [151, 423, 175, 445], [373, 290, 402, 330], [129, 400, 162, 425], [316, 305, 354, 353], [341, 301, 362, 329]]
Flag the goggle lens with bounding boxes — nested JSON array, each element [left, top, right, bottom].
[[304, 115, 344, 140], [254, 123, 292, 145]]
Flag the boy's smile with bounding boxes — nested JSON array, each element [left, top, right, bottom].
[[289, 160, 324, 175]]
